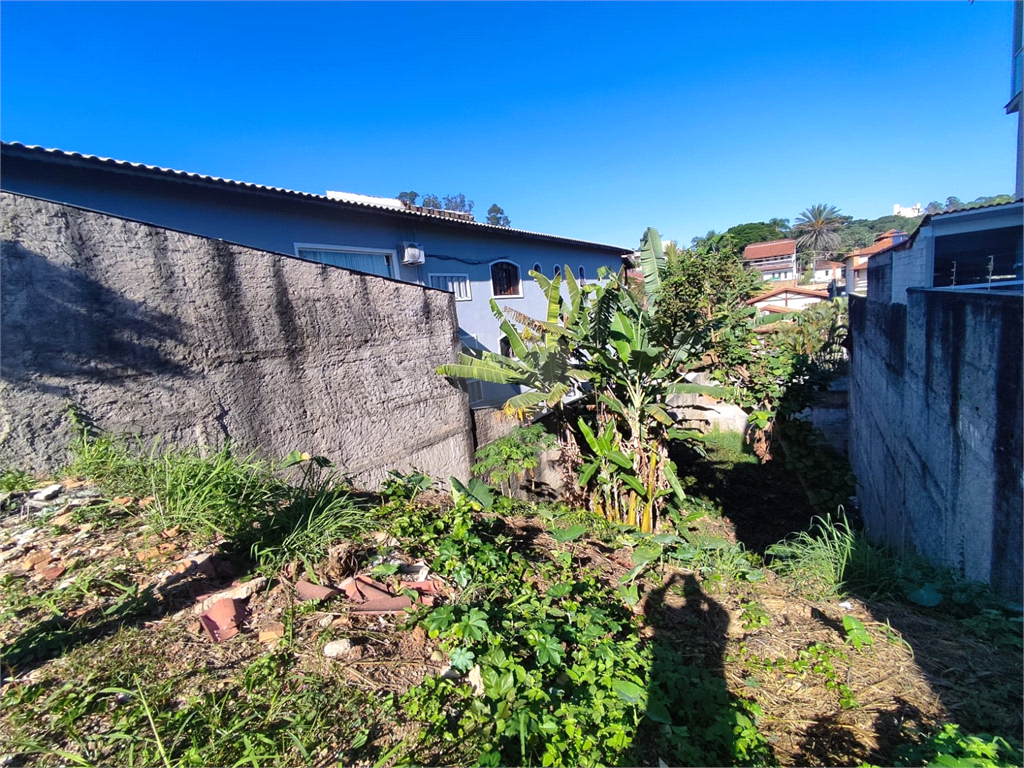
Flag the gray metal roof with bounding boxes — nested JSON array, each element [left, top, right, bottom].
[[1, 141, 632, 255]]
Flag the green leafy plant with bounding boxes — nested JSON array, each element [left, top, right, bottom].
[[842, 614, 874, 652], [893, 724, 1024, 767], [472, 425, 557, 493], [1, 468, 35, 493], [380, 469, 433, 501]]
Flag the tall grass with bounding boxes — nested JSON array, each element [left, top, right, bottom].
[[66, 432, 376, 569], [766, 511, 902, 600]]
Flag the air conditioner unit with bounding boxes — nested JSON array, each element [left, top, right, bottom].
[[401, 242, 425, 265]]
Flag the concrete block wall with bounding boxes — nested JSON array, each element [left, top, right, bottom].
[[848, 291, 1022, 599], [0, 193, 474, 487]]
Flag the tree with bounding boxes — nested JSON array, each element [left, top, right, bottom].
[[768, 217, 791, 234], [724, 221, 789, 252], [945, 196, 964, 212], [442, 194, 474, 214], [925, 201, 944, 215], [397, 191, 419, 205], [486, 204, 511, 227], [421, 194, 442, 209], [792, 204, 846, 267]]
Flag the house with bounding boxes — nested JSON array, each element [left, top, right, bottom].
[[0, 142, 632, 407], [742, 238, 798, 281], [844, 229, 909, 295], [893, 203, 923, 218], [812, 259, 846, 284], [746, 285, 829, 316]]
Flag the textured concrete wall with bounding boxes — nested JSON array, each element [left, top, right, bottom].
[[0, 193, 474, 487], [849, 291, 1022, 598]]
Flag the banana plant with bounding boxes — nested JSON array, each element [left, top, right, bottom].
[[436, 268, 593, 420]]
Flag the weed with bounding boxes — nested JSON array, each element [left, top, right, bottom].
[[471, 424, 557, 491], [1, 468, 36, 493], [740, 600, 771, 631], [892, 723, 1024, 767], [767, 511, 900, 600], [380, 469, 433, 502]]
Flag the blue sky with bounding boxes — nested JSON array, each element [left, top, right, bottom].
[[1, 2, 1017, 248]]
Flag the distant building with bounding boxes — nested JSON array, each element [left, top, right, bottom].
[[746, 285, 829, 316], [812, 259, 846, 284], [893, 203, 923, 218], [742, 238, 797, 281], [844, 229, 909, 295]]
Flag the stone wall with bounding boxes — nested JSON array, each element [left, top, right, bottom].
[[849, 290, 1022, 598], [0, 193, 474, 487]]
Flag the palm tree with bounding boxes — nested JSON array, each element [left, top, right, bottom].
[[793, 204, 846, 266]]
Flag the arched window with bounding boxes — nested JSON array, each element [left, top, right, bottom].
[[532, 263, 542, 275], [490, 261, 522, 297], [553, 265, 561, 278], [578, 266, 586, 285]]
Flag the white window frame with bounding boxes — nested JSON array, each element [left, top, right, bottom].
[[428, 273, 472, 301], [489, 259, 524, 299], [294, 242, 396, 278]]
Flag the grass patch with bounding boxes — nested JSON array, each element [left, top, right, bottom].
[[2, 627, 389, 767], [700, 428, 758, 465], [65, 432, 378, 574]]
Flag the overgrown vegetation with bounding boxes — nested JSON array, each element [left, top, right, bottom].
[[2, 430, 1021, 767]]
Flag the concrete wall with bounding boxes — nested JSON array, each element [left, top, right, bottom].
[[848, 290, 1023, 598], [0, 193, 474, 487], [0, 152, 627, 379]]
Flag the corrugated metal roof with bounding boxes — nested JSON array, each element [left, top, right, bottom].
[[1, 141, 632, 254]]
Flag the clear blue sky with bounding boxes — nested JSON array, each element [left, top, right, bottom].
[[1, 2, 1017, 248]]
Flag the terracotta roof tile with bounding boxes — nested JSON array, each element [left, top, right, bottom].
[[743, 238, 797, 261], [746, 285, 830, 305]]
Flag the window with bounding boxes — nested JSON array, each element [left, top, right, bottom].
[[532, 262, 542, 275], [429, 273, 472, 301], [295, 244, 393, 278], [490, 261, 522, 297], [500, 336, 514, 358], [578, 266, 586, 285], [553, 265, 561, 278]]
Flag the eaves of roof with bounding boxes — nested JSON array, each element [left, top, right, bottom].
[[746, 285, 829, 305], [0, 142, 633, 256]]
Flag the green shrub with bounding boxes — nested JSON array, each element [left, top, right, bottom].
[[893, 723, 1024, 767], [471, 424, 557, 489]]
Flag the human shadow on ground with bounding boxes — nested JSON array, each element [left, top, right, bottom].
[[629, 571, 776, 767]]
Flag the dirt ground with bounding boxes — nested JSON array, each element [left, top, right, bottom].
[[1, 484, 1020, 767]]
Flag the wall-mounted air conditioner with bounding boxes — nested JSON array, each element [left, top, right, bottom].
[[401, 242, 426, 265]]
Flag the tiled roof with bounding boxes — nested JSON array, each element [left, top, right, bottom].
[[813, 259, 845, 270], [746, 285, 829, 305], [742, 238, 797, 260], [758, 304, 800, 314], [847, 232, 907, 259], [0, 142, 631, 254]]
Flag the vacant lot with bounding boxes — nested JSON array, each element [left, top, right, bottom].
[[1, 436, 1020, 767]]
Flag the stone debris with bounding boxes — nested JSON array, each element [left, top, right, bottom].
[[30, 484, 64, 502], [323, 638, 353, 658]]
